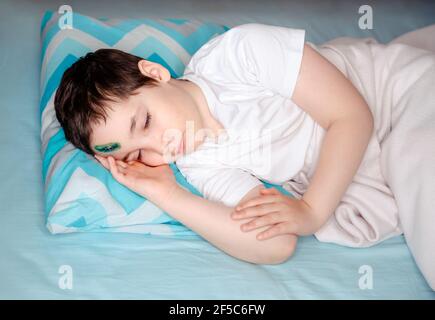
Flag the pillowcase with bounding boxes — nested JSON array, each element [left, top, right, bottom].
[[39, 10, 292, 237]]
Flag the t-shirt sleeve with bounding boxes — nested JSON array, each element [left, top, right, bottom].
[[183, 23, 306, 98], [178, 165, 264, 207]]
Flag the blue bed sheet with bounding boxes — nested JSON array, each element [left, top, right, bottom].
[[1, 0, 434, 299]]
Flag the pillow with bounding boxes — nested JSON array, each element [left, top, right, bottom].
[[39, 10, 293, 237]]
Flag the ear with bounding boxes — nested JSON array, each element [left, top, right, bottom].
[[137, 59, 171, 82]]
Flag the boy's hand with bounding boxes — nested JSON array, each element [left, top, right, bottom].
[[231, 187, 321, 239], [94, 155, 180, 207]]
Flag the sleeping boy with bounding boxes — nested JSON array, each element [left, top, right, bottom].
[[54, 23, 374, 264]]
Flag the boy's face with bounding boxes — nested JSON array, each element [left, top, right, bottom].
[[90, 61, 207, 166]]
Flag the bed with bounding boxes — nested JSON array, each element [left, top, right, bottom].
[[1, 0, 434, 299]]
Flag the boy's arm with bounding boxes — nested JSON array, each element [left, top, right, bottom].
[[98, 154, 296, 264], [160, 184, 297, 264], [291, 44, 374, 227]]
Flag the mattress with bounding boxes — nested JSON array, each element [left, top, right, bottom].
[[0, 0, 434, 299]]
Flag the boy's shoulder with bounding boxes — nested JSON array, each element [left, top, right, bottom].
[[185, 24, 267, 74], [200, 23, 270, 51], [226, 23, 272, 34]]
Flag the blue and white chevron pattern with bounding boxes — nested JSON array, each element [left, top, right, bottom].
[[39, 10, 288, 237], [39, 10, 230, 237]]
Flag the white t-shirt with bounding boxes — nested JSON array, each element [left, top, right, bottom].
[[176, 23, 326, 207]]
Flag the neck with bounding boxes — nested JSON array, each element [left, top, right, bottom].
[[175, 78, 225, 140]]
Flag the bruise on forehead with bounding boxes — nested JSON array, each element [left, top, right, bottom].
[[93, 142, 121, 153]]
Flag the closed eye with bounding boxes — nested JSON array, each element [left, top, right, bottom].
[[123, 113, 151, 161], [144, 112, 152, 129]]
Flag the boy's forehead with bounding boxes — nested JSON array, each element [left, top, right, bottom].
[[91, 107, 129, 146], [91, 97, 145, 154]]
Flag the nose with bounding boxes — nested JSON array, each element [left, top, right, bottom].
[[137, 134, 176, 165]]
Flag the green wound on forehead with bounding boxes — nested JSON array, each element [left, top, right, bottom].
[[94, 142, 121, 153]]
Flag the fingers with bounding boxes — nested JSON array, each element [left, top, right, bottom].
[[107, 156, 126, 183], [116, 160, 128, 169], [94, 154, 109, 170], [240, 211, 283, 232], [235, 190, 281, 212], [95, 155, 127, 171], [256, 223, 287, 240], [95, 155, 132, 188], [233, 195, 281, 217], [232, 202, 281, 220], [107, 155, 117, 174]]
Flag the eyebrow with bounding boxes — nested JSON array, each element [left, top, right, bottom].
[[129, 112, 138, 138]]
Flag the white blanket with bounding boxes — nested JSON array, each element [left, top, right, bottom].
[[282, 25, 435, 290]]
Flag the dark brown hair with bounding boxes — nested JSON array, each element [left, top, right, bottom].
[[54, 48, 159, 155]]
